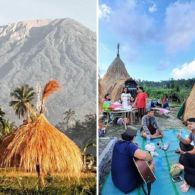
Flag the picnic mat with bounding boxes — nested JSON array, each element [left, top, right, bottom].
[[102, 129, 195, 195]]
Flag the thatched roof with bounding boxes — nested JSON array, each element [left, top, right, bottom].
[[110, 79, 126, 102], [101, 55, 130, 95], [183, 84, 195, 121], [0, 114, 82, 176]]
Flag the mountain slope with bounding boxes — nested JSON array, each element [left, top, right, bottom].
[[0, 18, 96, 124]]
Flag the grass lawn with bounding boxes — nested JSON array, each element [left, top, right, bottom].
[[0, 170, 96, 195]]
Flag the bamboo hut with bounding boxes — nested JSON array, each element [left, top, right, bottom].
[[0, 80, 82, 179], [183, 84, 195, 121]]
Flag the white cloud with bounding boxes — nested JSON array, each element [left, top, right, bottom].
[[165, 1, 195, 53], [172, 60, 195, 79], [99, 4, 111, 19], [149, 3, 157, 13]]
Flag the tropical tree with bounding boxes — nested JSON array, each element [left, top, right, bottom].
[[0, 119, 15, 138], [0, 107, 5, 126], [63, 109, 76, 129], [9, 84, 36, 121], [0, 107, 15, 138], [82, 142, 96, 170]]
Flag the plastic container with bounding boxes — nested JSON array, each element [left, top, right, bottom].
[[146, 134, 151, 144]]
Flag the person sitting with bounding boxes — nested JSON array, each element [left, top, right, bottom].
[[111, 128, 154, 194], [162, 95, 169, 109], [176, 118, 195, 192], [141, 109, 163, 139], [130, 96, 135, 106], [102, 93, 112, 122], [113, 117, 129, 126]]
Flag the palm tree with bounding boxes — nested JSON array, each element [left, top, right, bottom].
[[82, 142, 96, 171], [0, 119, 14, 138], [9, 84, 36, 121], [0, 107, 5, 126], [63, 109, 76, 129]]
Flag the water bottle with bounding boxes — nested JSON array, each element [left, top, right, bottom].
[[146, 134, 151, 144]]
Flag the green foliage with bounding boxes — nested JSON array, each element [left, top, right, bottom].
[[138, 78, 194, 102], [0, 107, 15, 139], [0, 174, 96, 194], [9, 85, 35, 120], [57, 114, 96, 155]]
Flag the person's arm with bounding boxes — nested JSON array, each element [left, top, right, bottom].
[[186, 147, 195, 154], [142, 116, 150, 135], [134, 149, 152, 161], [121, 94, 123, 103], [177, 134, 191, 145], [133, 97, 137, 107], [145, 93, 148, 108], [153, 117, 160, 129]]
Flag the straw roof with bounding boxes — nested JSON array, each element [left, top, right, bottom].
[[101, 44, 130, 94], [0, 80, 82, 177], [0, 114, 82, 176], [111, 79, 126, 102], [183, 84, 195, 121]]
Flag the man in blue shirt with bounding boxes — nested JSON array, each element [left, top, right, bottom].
[[111, 128, 153, 193]]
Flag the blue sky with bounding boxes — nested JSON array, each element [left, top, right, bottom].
[[0, 0, 96, 31], [99, 0, 195, 81]]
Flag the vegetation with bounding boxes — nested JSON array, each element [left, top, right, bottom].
[[137, 78, 195, 102], [0, 172, 96, 195], [9, 85, 35, 120], [63, 108, 76, 129], [0, 107, 15, 139], [0, 81, 96, 194], [57, 114, 96, 150]]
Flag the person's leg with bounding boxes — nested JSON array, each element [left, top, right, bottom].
[[179, 142, 194, 151], [184, 173, 195, 187], [180, 154, 195, 190], [141, 131, 147, 138], [183, 153, 195, 171], [158, 129, 164, 136], [179, 143, 194, 164]]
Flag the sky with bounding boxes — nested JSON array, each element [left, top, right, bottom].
[[0, 0, 96, 31], [99, 0, 195, 81]]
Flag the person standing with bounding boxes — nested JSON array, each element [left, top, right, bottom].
[[121, 87, 131, 109], [133, 86, 148, 118]]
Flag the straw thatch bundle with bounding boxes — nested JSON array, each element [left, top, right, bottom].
[[111, 79, 126, 102], [0, 80, 82, 178], [0, 114, 82, 175], [183, 84, 195, 121]]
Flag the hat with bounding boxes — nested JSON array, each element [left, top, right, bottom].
[[121, 127, 137, 138]]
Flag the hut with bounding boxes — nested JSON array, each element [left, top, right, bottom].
[[0, 80, 82, 180], [100, 44, 137, 102], [124, 78, 138, 98], [183, 84, 195, 121]]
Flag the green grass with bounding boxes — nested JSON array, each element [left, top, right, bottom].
[[0, 173, 96, 195]]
